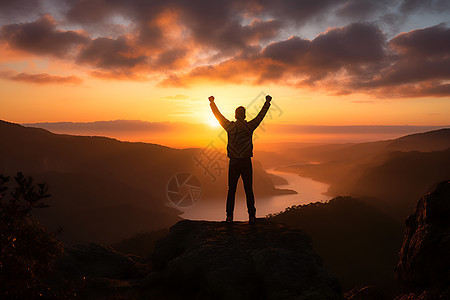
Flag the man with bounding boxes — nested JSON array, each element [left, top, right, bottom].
[[209, 95, 272, 223]]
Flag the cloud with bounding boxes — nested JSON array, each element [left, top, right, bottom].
[[351, 24, 450, 96], [0, 14, 89, 57], [0, 70, 82, 85], [88, 70, 148, 81], [65, 0, 119, 24], [0, 0, 42, 22], [163, 22, 450, 97], [389, 23, 450, 56], [337, 0, 378, 18], [151, 47, 189, 70], [77, 35, 147, 69], [250, 0, 347, 23], [399, 0, 450, 13], [163, 22, 387, 87], [61, 0, 340, 59], [0, 1, 448, 96], [262, 36, 310, 65]]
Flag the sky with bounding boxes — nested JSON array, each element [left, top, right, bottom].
[[0, 0, 449, 146]]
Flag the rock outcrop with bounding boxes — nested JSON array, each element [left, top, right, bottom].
[[151, 219, 343, 299], [344, 285, 384, 300], [394, 180, 450, 300], [48, 220, 343, 299]]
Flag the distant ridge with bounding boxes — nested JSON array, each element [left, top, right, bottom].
[[23, 119, 186, 132], [277, 127, 450, 218], [24, 119, 448, 135], [0, 119, 288, 244]]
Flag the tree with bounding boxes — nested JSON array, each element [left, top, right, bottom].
[[0, 172, 63, 298]]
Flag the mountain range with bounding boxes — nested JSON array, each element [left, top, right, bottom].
[[0, 120, 290, 244], [277, 128, 450, 218]]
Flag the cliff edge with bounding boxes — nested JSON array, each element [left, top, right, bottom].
[[394, 181, 450, 300]]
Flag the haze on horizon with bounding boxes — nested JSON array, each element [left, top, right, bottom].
[[1, 0, 449, 139], [20, 119, 450, 149]]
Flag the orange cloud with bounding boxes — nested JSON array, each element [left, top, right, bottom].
[[0, 70, 82, 85]]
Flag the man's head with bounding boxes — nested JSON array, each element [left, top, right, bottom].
[[235, 106, 246, 120]]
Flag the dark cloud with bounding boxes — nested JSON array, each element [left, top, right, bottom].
[[63, 0, 282, 63], [65, 0, 119, 24], [137, 23, 163, 47], [337, 0, 378, 18], [77, 36, 147, 69], [262, 22, 387, 80], [250, 0, 346, 23], [308, 22, 386, 68], [260, 22, 386, 83], [167, 23, 386, 84], [0, 0, 41, 22], [152, 48, 188, 70], [211, 18, 281, 52], [0, 14, 89, 57], [352, 24, 450, 96], [263, 36, 310, 64], [399, 0, 450, 13], [62, 0, 337, 58], [162, 22, 450, 97], [0, 70, 82, 84], [389, 24, 450, 56], [175, 2, 280, 56]]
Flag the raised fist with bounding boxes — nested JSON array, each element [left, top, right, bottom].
[[265, 95, 272, 102], [208, 96, 215, 102]]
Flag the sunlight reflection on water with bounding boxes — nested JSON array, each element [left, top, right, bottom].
[[178, 168, 330, 221]]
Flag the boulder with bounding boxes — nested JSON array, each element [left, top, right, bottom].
[[151, 219, 343, 299]]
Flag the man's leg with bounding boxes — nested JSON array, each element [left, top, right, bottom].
[[226, 159, 240, 220], [241, 158, 256, 219]]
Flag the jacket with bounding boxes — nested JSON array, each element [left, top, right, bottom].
[[210, 100, 271, 158]]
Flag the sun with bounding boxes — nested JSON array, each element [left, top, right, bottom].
[[207, 115, 220, 128]]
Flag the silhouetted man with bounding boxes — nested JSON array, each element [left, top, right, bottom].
[[209, 95, 272, 223]]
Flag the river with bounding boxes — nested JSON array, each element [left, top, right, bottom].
[[179, 168, 330, 221]]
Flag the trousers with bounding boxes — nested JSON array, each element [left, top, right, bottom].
[[226, 157, 256, 217]]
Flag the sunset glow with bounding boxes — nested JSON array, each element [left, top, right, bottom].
[[0, 1, 449, 146], [1, 3, 450, 297]]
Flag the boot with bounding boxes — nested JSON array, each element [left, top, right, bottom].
[[226, 214, 233, 223], [249, 215, 256, 224]]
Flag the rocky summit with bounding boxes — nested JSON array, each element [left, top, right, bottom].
[[48, 219, 343, 299], [151, 219, 343, 299]]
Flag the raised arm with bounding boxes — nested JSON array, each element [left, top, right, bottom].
[[249, 95, 272, 129], [209, 96, 231, 129]]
